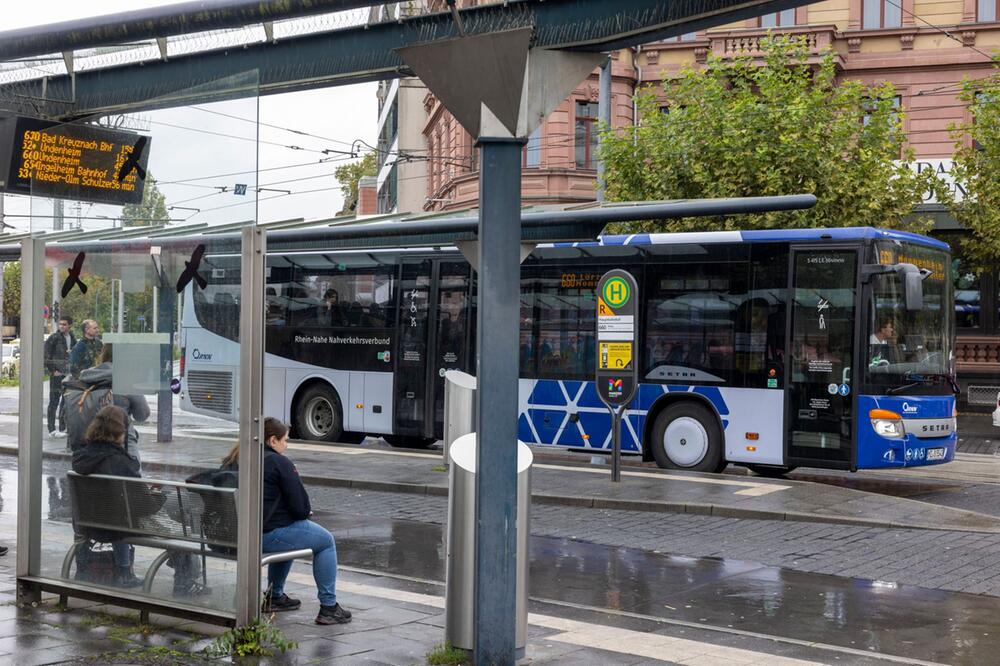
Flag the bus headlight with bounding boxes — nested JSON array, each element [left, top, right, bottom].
[[870, 409, 905, 439]]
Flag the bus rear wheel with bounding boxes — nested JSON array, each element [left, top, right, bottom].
[[650, 402, 726, 473], [294, 384, 344, 443], [383, 435, 437, 450]]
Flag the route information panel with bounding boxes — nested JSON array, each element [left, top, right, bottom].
[[0, 115, 151, 205]]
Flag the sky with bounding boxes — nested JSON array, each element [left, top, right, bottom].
[[1, 1, 379, 233]]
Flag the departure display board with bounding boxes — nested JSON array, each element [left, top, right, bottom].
[[0, 115, 151, 205]]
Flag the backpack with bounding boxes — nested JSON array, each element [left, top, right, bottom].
[[186, 469, 239, 555], [64, 379, 115, 453]]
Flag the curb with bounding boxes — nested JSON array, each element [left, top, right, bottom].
[[4, 445, 996, 534]]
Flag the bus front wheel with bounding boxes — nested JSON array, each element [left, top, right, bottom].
[[295, 384, 344, 443], [650, 403, 726, 473]]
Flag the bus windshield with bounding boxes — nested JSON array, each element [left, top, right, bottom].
[[865, 243, 953, 391]]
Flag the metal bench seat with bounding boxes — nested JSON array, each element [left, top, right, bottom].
[[63, 471, 312, 608]]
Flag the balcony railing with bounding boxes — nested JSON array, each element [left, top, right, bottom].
[[709, 25, 838, 59]]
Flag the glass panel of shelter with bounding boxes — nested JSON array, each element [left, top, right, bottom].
[[25, 71, 260, 617]]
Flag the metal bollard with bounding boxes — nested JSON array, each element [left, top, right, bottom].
[[445, 433, 531, 657], [443, 370, 477, 465]]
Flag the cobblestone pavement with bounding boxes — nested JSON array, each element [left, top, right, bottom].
[[302, 482, 1000, 599]]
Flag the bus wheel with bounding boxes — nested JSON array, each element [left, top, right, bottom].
[[383, 435, 437, 450], [650, 403, 725, 473], [295, 384, 344, 443], [747, 464, 797, 478]]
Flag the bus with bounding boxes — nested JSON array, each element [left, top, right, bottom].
[[180, 227, 957, 474]]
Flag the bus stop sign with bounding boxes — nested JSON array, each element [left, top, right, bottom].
[[596, 269, 639, 409]]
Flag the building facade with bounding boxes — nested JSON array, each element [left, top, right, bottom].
[[384, 0, 1000, 407]]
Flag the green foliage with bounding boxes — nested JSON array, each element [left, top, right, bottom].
[[2, 261, 19, 321], [334, 152, 378, 214], [426, 642, 469, 665], [122, 176, 169, 227], [600, 36, 942, 234], [204, 615, 297, 658], [949, 64, 1000, 269]]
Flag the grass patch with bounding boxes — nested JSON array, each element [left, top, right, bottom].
[[426, 642, 469, 665], [204, 614, 297, 658]]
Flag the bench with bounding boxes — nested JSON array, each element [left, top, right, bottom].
[[63, 471, 311, 620]]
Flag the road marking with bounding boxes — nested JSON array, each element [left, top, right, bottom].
[[533, 463, 790, 496]]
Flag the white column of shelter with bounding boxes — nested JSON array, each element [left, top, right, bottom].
[[398, 31, 602, 665]]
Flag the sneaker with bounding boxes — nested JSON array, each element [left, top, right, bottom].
[[262, 593, 301, 613], [0, 546, 8, 556], [51, 431, 67, 439], [315, 603, 352, 625], [174, 581, 213, 598]]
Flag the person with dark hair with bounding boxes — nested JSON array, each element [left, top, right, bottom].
[[66, 344, 150, 462], [69, 319, 102, 379], [72, 405, 209, 596], [44, 316, 76, 438], [220, 418, 351, 624]]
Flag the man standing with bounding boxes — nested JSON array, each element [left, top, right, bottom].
[[43, 316, 76, 438], [69, 319, 102, 379]]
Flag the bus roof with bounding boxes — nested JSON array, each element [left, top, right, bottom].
[[553, 227, 949, 251]]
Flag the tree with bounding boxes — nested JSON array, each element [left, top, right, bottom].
[[948, 66, 1000, 268], [121, 175, 169, 227], [334, 153, 378, 215], [2, 262, 20, 322], [599, 36, 942, 233]]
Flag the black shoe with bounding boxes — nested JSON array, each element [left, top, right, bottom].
[[113, 566, 142, 588], [173, 581, 213, 598], [315, 603, 351, 625], [262, 593, 301, 613], [0, 546, 8, 556]]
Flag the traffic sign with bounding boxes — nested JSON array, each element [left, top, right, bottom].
[[595, 269, 638, 483], [595, 269, 638, 409]]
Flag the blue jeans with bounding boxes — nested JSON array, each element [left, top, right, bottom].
[[262, 520, 338, 607]]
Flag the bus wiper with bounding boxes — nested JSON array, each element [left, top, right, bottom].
[[887, 372, 959, 396]]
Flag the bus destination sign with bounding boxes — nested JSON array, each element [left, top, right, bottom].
[[0, 115, 151, 206], [595, 269, 639, 409]]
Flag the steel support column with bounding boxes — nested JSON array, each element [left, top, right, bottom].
[[16, 237, 43, 603], [236, 225, 266, 625], [156, 283, 175, 443], [473, 136, 526, 664]]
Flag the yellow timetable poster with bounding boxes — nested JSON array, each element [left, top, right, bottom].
[[599, 342, 632, 369]]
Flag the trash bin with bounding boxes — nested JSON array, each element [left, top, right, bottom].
[[445, 433, 531, 656], [443, 370, 477, 465]]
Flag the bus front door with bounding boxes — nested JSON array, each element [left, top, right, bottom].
[[785, 247, 859, 470]]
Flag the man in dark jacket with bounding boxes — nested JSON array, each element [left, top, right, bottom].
[[69, 319, 102, 379], [43, 316, 76, 438], [72, 405, 208, 597]]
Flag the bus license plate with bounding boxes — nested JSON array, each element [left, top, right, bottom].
[[927, 448, 946, 461]]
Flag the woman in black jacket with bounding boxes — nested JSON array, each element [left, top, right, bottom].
[[218, 418, 351, 624], [72, 405, 208, 596]]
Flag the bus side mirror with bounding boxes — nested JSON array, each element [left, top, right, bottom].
[[896, 263, 928, 312]]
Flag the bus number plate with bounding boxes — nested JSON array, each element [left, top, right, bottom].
[[926, 448, 946, 461]]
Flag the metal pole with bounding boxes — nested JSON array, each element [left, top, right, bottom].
[[596, 55, 612, 203], [16, 238, 43, 602], [51, 200, 63, 333], [611, 408, 622, 482], [236, 225, 266, 625], [117, 279, 124, 332], [473, 136, 525, 665], [156, 282, 174, 443]]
